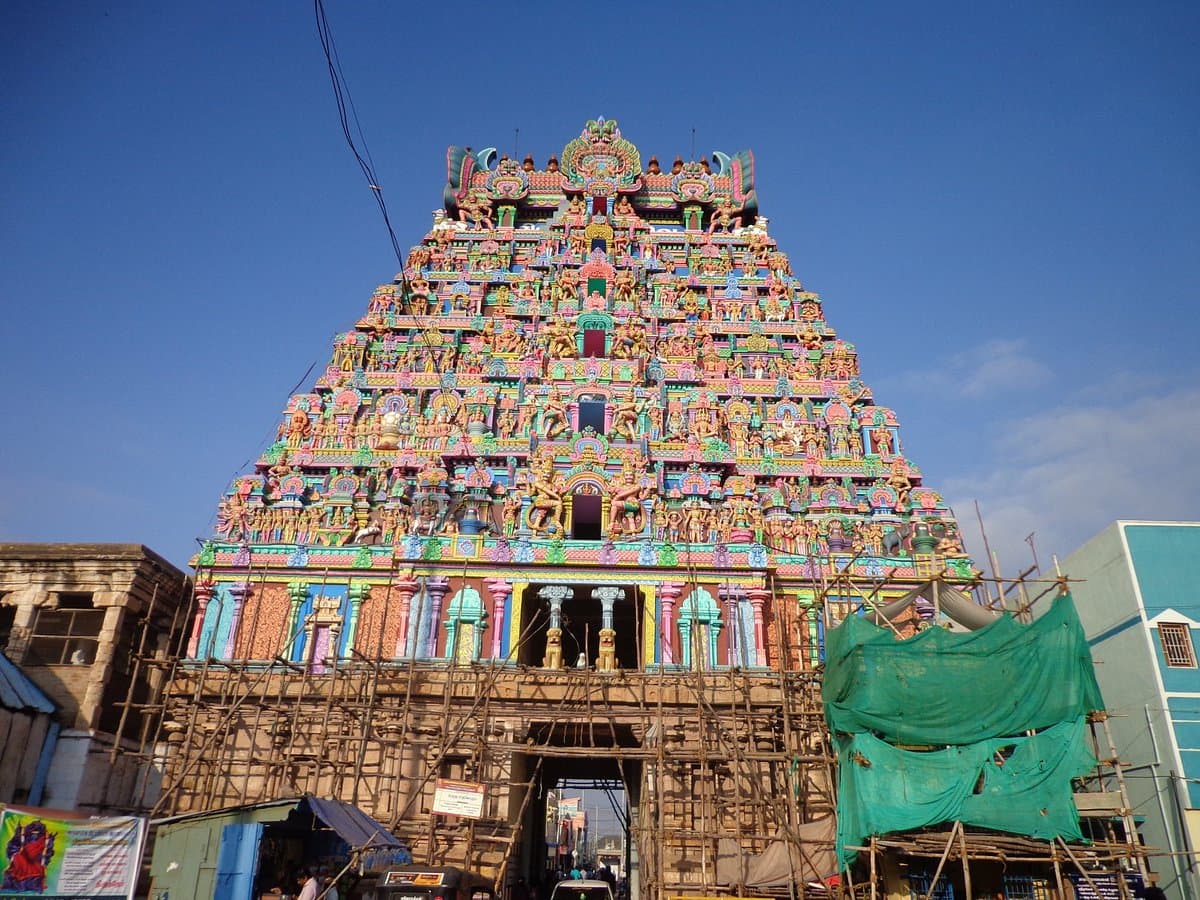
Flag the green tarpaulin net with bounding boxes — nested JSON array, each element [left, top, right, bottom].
[[823, 594, 1104, 745], [834, 718, 1096, 864], [822, 594, 1106, 865]]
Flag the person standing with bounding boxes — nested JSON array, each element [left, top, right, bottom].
[[323, 868, 339, 900], [297, 868, 321, 900]]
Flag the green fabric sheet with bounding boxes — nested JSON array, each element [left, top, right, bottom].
[[835, 718, 1096, 864], [822, 594, 1104, 745]]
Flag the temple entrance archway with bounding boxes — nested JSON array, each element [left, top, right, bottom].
[[510, 729, 639, 896]]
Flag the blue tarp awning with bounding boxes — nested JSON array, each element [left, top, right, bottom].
[[302, 795, 404, 852]]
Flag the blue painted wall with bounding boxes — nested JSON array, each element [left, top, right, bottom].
[[1125, 525, 1200, 806]]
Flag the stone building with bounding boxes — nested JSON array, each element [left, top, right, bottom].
[[0, 542, 189, 813]]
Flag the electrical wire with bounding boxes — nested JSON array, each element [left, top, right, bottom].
[[314, 0, 404, 268]]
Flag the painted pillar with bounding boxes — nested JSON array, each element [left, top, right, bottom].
[[538, 584, 571, 669], [592, 586, 625, 673], [507, 581, 529, 660], [657, 581, 682, 665], [592, 586, 622, 630], [719, 585, 745, 667], [286, 581, 309, 657], [223, 582, 250, 659], [423, 576, 450, 657], [392, 574, 420, 657], [485, 578, 511, 660], [746, 587, 770, 667], [186, 580, 215, 658], [347, 581, 370, 655]]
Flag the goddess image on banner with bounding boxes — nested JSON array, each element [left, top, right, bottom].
[[0, 808, 145, 899]]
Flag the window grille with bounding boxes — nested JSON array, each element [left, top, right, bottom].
[[909, 871, 954, 900], [1159, 622, 1197, 668], [1002, 874, 1049, 900]]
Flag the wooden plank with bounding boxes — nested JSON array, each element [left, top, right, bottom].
[[1074, 791, 1124, 814]]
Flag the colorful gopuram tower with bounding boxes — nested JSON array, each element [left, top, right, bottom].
[[166, 119, 976, 893]]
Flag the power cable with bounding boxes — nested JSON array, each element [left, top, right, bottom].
[[314, 0, 404, 268]]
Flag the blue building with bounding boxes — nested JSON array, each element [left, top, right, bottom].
[[1065, 521, 1200, 900]]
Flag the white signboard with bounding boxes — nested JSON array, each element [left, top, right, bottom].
[[431, 779, 486, 819]]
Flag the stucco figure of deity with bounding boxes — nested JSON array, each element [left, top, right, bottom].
[[541, 388, 570, 440], [707, 198, 744, 234], [608, 459, 653, 538], [527, 457, 565, 536], [611, 391, 643, 442]]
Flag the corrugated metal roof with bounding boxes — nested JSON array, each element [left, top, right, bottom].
[[0, 652, 56, 714]]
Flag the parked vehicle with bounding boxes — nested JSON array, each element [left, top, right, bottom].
[[376, 865, 495, 900], [549, 879, 615, 900]]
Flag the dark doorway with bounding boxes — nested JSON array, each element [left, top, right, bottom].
[[572, 493, 603, 541], [578, 399, 606, 434], [518, 585, 644, 673], [592, 196, 607, 216], [583, 329, 606, 358]]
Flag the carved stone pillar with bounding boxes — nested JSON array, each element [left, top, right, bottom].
[[347, 581, 370, 655], [719, 584, 745, 667], [423, 576, 450, 658], [82, 602, 126, 730], [485, 578, 511, 660], [592, 586, 625, 672], [539, 585, 571, 668], [223, 582, 250, 659], [392, 574, 420, 657], [592, 586, 623, 631], [746, 586, 771, 667], [286, 581, 309, 657], [187, 579, 215, 658], [657, 581, 682, 665]]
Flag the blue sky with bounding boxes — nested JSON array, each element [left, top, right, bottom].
[[3, 1, 1198, 579]]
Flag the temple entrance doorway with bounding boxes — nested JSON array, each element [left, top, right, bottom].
[[511, 735, 638, 900], [517, 584, 644, 671]]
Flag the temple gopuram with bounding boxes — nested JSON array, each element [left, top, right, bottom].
[[153, 119, 1069, 898]]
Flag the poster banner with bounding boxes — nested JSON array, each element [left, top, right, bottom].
[[0, 808, 145, 899]]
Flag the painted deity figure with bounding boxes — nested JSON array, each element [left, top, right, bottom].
[[565, 194, 586, 221], [707, 198, 744, 234], [541, 388, 571, 439], [407, 274, 432, 315], [527, 457, 565, 536], [608, 460, 652, 538], [286, 408, 312, 446], [612, 269, 637, 304], [886, 460, 912, 510], [459, 190, 494, 230], [611, 391, 643, 442], [545, 316, 578, 358], [683, 500, 708, 544], [871, 426, 894, 460], [554, 268, 580, 307]]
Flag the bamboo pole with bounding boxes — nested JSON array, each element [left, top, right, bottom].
[[920, 822, 961, 900]]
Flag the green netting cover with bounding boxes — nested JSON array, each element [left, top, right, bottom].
[[822, 594, 1104, 745], [835, 718, 1096, 864]]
